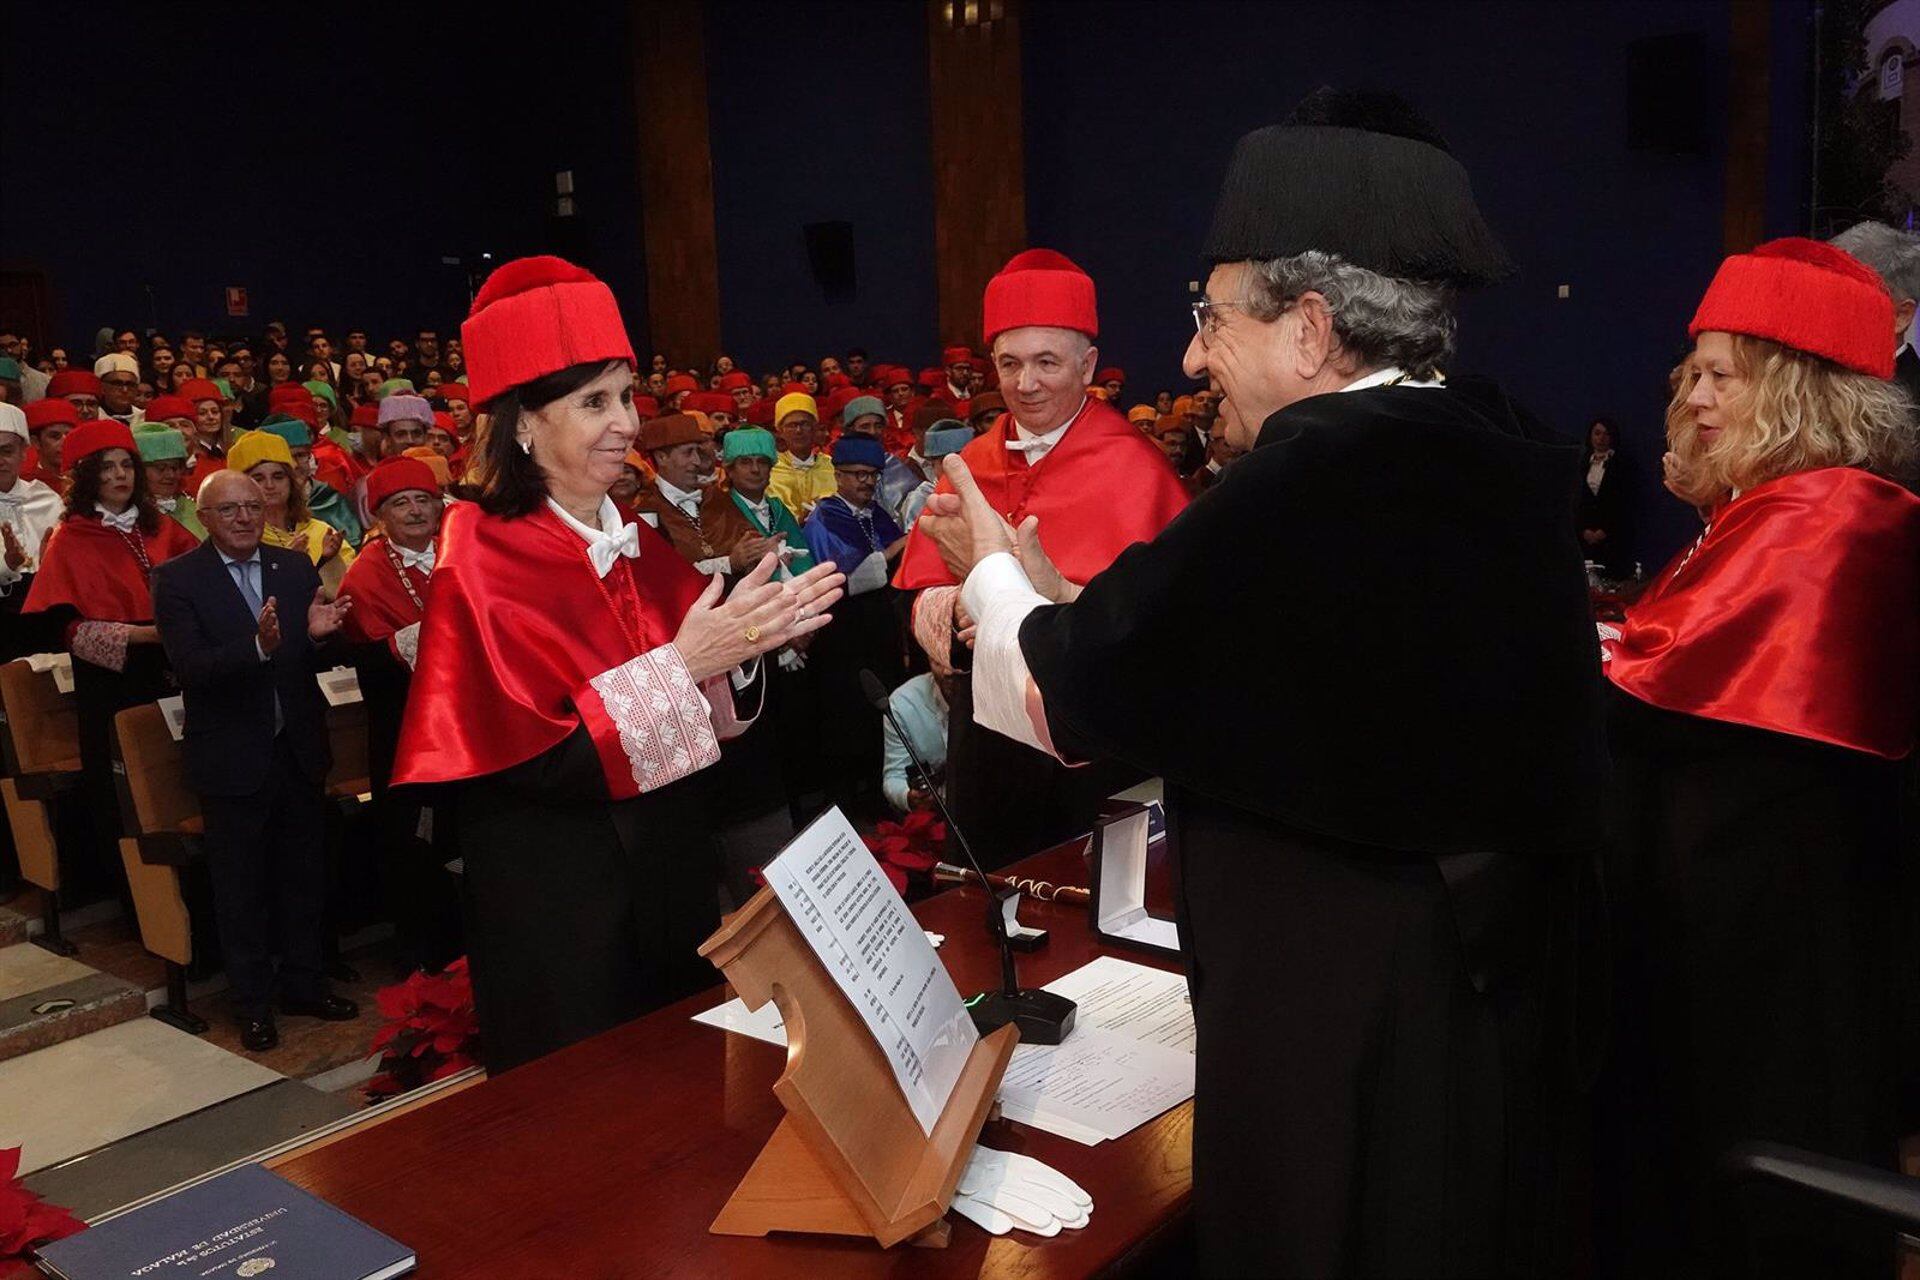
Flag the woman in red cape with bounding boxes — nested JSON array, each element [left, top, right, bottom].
[[24, 419, 198, 901], [1595, 239, 1920, 1278], [388, 257, 843, 1071]]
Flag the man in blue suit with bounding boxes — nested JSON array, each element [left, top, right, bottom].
[[153, 470, 357, 1051]]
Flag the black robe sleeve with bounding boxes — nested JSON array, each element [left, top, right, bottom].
[[1017, 381, 1610, 861]]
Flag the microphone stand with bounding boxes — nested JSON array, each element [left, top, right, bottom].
[[861, 670, 1075, 1044]]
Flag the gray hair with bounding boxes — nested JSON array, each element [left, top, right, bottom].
[[1829, 220, 1920, 304], [1242, 250, 1456, 379]]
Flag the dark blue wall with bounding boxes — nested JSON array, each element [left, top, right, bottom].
[[702, 0, 936, 375], [0, 0, 645, 351], [4, 0, 1816, 562], [1022, 0, 1814, 565]]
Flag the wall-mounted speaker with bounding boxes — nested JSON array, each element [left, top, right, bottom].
[[803, 221, 857, 303]]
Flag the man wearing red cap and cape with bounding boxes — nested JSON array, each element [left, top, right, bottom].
[[894, 249, 1188, 866], [390, 256, 841, 1071], [338, 455, 455, 970], [919, 90, 1607, 1276]]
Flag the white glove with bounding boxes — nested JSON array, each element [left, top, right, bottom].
[[949, 1143, 1092, 1237]]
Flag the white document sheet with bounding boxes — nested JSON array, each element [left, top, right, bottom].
[[692, 998, 787, 1047], [760, 808, 978, 1135], [1042, 955, 1194, 1054], [997, 1027, 1195, 1145], [316, 666, 363, 706]]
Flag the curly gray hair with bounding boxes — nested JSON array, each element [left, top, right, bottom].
[[1829, 220, 1920, 305], [1241, 250, 1456, 380]]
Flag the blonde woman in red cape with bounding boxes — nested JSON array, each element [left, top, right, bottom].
[[1597, 239, 1920, 1277]]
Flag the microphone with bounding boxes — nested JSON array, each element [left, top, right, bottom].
[[860, 669, 1076, 1045]]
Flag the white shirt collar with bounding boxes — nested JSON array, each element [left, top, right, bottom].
[[1337, 366, 1444, 394], [655, 476, 704, 511], [216, 544, 260, 568], [783, 450, 821, 469], [546, 495, 641, 578], [1006, 397, 1087, 458]]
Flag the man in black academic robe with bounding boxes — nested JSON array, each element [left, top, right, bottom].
[[923, 90, 1608, 1277]]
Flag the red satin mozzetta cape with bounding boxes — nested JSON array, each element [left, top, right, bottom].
[[893, 397, 1190, 589], [1606, 466, 1920, 758], [23, 513, 199, 621], [391, 502, 708, 785], [337, 536, 430, 645]]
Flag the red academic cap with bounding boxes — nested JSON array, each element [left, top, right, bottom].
[[982, 248, 1098, 343], [25, 398, 80, 431], [48, 370, 103, 398], [462, 255, 635, 407], [942, 346, 973, 366], [1689, 236, 1895, 378], [62, 418, 137, 470], [350, 403, 380, 428], [664, 373, 700, 395], [143, 394, 196, 423], [439, 381, 470, 403], [180, 377, 224, 404], [366, 456, 442, 509], [717, 371, 752, 391]]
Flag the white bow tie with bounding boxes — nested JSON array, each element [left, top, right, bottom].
[[1004, 436, 1055, 454], [584, 521, 641, 578], [0, 492, 22, 509], [396, 545, 436, 573], [97, 505, 138, 532], [155, 497, 177, 513]]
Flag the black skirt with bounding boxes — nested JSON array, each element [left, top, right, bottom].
[[1596, 687, 1910, 1278], [451, 727, 721, 1073]]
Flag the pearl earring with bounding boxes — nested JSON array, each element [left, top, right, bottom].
[[518, 436, 532, 455]]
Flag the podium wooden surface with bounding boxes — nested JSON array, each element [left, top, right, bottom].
[[269, 841, 1192, 1278]]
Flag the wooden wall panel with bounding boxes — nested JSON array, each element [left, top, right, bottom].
[[633, 0, 722, 365], [927, 0, 1027, 351], [1723, 0, 1771, 253]]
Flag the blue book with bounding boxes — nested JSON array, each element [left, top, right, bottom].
[[34, 1162, 414, 1280]]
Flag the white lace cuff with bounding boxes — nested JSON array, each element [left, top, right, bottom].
[[71, 620, 132, 673], [576, 643, 722, 800], [392, 621, 422, 670]]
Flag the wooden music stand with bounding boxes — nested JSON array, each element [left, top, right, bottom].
[[698, 885, 1018, 1249]]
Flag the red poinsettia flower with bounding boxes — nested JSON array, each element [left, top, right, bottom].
[[0, 1146, 85, 1261]]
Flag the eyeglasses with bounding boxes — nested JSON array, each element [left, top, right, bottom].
[[208, 501, 265, 519], [1190, 298, 1244, 349]]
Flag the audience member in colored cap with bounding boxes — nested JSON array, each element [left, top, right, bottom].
[[0, 401, 63, 612], [93, 353, 142, 424], [768, 393, 836, 519], [721, 427, 814, 577], [230, 428, 357, 594], [937, 347, 974, 403], [23, 398, 79, 481], [402, 446, 454, 491], [876, 402, 947, 524], [134, 423, 205, 539], [377, 394, 432, 456], [899, 423, 975, 529], [49, 369, 105, 419], [801, 431, 908, 811], [630, 413, 760, 573], [262, 414, 363, 547]]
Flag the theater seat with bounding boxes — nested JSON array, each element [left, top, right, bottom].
[[0, 658, 84, 954], [326, 701, 372, 801], [111, 703, 209, 1033]]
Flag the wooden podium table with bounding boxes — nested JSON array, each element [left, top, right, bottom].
[[270, 841, 1192, 1277]]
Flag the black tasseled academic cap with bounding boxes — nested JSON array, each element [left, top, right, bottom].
[[1201, 87, 1515, 288]]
